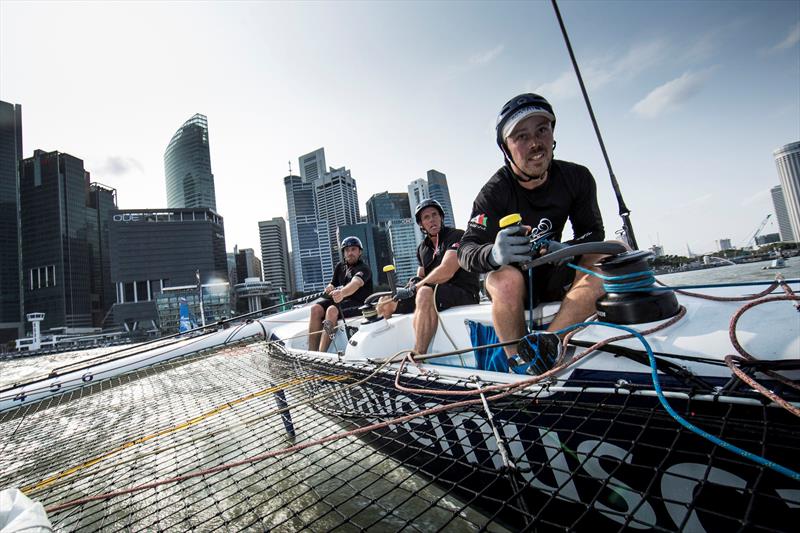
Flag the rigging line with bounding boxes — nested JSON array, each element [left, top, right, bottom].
[[725, 354, 800, 418], [550, 0, 637, 249], [432, 283, 466, 366]]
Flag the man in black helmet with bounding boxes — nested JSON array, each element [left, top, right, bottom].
[[308, 236, 373, 352], [458, 93, 615, 374], [377, 199, 480, 355]]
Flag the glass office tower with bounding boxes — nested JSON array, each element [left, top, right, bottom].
[[0, 100, 23, 342], [164, 114, 217, 211]]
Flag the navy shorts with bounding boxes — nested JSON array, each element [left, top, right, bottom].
[[312, 297, 363, 318], [395, 283, 479, 314]]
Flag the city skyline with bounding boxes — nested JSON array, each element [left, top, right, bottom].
[[2, 1, 798, 257]]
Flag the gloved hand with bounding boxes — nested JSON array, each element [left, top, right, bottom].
[[539, 240, 574, 265], [488, 227, 533, 267], [393, 284, 417, 301], [407, 276, 423, 286]]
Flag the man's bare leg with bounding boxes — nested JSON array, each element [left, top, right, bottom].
[[547, 253, 606, 333], [485, 266, 527, 358], [412, 286, 438, 354], [319, 305, 340, 353], [308, 304, 325, 351]]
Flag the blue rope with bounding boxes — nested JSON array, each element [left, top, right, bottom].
[[567, 263, 798, 294], [552, 321, 800, 481]]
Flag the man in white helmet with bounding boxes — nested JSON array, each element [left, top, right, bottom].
[[459, 93, 614, 375]]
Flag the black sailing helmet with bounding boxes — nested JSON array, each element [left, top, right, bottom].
[[414, 198, 445, 225], [340, 236, 363, 251], [495, 93, 556, 148], [495, 93, 557, 181]]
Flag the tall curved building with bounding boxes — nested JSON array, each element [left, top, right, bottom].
[[774, 141, 800, 243], [164, 114, 216, 211]]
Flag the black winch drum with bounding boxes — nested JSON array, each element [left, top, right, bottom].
[[594, 250, 680, 325]]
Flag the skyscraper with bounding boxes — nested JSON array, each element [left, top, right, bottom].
[[407, 178, 428, 247], [299, 147, 326, 182], [0, 100, 23, 342], [259, 217, 292, 293], [164, 114, 217, 211], [426, 169, 456, 228], [20, 150, 115, 331], [407, 178, 428, 221], [771, 185, 795, 242], [87, 182, 117, 327], [234, 246, 262, 282], [284, 173, 332, 294], [386, 219, 419, 284], [773, 141, 800, 242], [366, 191, 411, 227], [315, 165, 361, 267]]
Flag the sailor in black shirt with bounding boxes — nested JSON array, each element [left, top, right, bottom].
[[458, 93, 623, 374], [378, 199, 480, 355], [308, 236, 373, 352]]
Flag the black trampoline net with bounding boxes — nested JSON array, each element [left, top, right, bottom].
[[1, 338, 797, 532]]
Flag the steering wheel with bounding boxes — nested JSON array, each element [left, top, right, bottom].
[[520, 241, 628, 270]]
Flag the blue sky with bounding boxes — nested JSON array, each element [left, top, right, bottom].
[[1, 0, 798, 257]]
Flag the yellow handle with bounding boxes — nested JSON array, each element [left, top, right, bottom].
[[382, 265, 396, 272], [499, 213, 522, 228]]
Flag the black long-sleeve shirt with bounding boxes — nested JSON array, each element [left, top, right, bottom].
[[458, 160, 605, 273]]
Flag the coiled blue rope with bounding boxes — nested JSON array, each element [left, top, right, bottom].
[[549, 321, 800, 480], [567, 263, 799, 294]]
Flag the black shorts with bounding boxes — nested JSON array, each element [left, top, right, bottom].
[[395, 283, 479, 314], [488, 262, 577, 309], [312, 297, 363, 318], [524, 261, 577, 307]]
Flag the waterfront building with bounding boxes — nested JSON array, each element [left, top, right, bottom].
[[716, 239, 732, 251], [0, 100, 23, 342], [19, 150, 115, 332], [284, 173, 332, 294], [155, 282, 230, 334], [386, 219, 419, 285], [426, 169, 456, 228], [314, 165, 361, 268], [770, 185, 796, 242], [649, 245, 664, 258], [259, 217, 291, 294], [233, 246, 262, 282], [755, 233, 781, 245], [87, 182, 117, 327], [773, 141, 800, 243], [366, 191, 411, 227], [164, 114, 217, 211], [108, 208, 227, 331]]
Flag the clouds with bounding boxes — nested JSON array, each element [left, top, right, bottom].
[[469, 44, 504, 66], [93, 156, 145, 178], [770, 22, 800, 52], [533, 40, 669, 100], [441, 43, 504, 81], [632, 69, 712, 119]]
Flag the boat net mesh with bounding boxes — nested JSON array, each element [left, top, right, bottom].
[[1, 337, 797, 532]]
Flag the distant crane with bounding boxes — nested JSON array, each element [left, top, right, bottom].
[[743, 214, 772, 250]]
